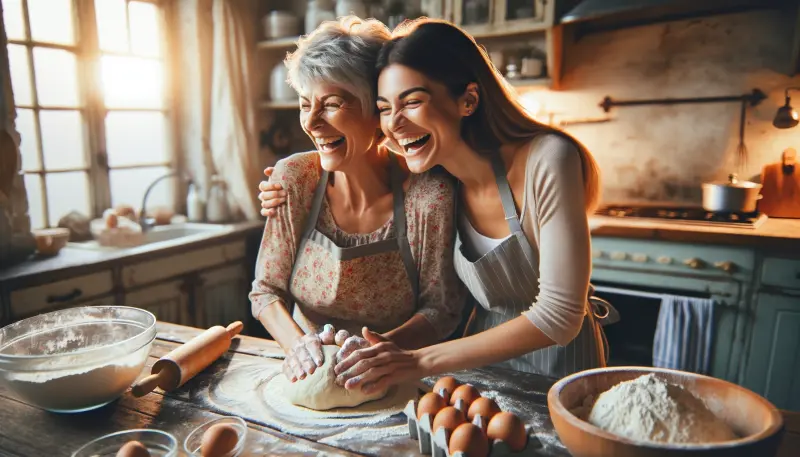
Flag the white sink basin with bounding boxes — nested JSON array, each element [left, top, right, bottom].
[[68, 223, 231, 251]]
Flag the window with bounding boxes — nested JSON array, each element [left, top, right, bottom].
[[3, 0, 174, 229]]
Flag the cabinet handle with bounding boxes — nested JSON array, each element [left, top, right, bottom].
[[610, 251, 627, 261], [631, 253, 648, 263], [656, 256, 672, 265], [591, 250, 605, 259], [46, 288, 83, 304]]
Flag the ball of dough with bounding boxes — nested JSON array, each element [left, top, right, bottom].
[[284, 345, 389, 410]]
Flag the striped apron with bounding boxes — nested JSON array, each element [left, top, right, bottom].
[[453, 154, 607, 378]]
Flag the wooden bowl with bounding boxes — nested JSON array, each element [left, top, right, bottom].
[[547, 367, 784, 457], [32, 228, 70, 256]]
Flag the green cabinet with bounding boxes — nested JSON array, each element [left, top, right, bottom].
[[743, 291, 800, 411]]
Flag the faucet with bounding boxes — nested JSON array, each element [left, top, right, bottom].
[[139, 171, 193, 232]]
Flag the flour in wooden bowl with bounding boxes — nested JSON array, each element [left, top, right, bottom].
[[588, 373, 737, 444]]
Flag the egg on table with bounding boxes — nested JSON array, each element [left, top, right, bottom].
[[201, 423, 240, 457], [433, 406, 467, 433], [116, 440, 151, 457], [417, 391, 447, 420], [487, 411, 527, 452], [448, 422, 489, 457], [450, 384, 481, 410]]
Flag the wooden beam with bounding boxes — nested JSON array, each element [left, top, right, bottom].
[[546, 25, 564, 91]]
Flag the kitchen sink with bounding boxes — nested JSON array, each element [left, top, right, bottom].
[[67, 223, 232, 251]]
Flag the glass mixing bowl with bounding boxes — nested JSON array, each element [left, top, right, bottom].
[[183, 416, 247, 457], [0, 306, 156, 413], [72, 429, 178, 457]]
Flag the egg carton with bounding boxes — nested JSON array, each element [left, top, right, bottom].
[[403, 398, 539, 457]]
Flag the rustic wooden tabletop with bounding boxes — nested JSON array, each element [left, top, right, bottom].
[[0, 322, 797, 457]]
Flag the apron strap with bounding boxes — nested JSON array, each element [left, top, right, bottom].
[[288, 167, 330, 308], [388, 153, 420, 309], [489, 155, 523, 234]]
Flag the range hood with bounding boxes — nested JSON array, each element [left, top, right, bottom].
[[560, 0, 783, 30]]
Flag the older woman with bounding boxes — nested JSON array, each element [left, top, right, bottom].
[[250, 17, 466, 384], [258, 18, 610, 393]]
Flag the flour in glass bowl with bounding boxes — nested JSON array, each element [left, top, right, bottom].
[[5, 349, 147, 412], [588, 374, 737, 444]]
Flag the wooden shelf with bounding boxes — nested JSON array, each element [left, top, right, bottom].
[[507, 77, 551, 88], [257, 36, 298, 51], [259, 100, 298, 110], [464, 21, 549, 39]]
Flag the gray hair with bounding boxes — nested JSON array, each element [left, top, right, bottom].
[[285, 16, 391, 116]]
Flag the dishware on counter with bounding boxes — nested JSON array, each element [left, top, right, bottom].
[[0, 306, 157, 413], [701, 173, 762, 213], [131, 321, 243, 398], [547, 366, 784, 457], [520, 57, 544, 78], [206, 175, 231, 223], [263, 10, 298, 39], [760, 147, 800, 218], [72, 429, 178, 457], [269, 62, 295, 102], [335, 0, 367, 18], [31, 227, 70, 256], [184, 416, 248, 457], [305, 0, 336, 34]]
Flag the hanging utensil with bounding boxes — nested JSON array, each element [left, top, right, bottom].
[[736, 100, 748, 172]]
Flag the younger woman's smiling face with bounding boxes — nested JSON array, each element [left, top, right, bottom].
[[299, 82, 379, 172], [376, 64, 466, 173]]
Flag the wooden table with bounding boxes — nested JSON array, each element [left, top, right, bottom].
[[0, 322, 797, 456]]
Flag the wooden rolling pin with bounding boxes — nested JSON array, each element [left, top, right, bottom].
[[132, 321, 243, 397]]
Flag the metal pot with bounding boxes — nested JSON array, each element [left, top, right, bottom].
[[701, 173, 762, 213]]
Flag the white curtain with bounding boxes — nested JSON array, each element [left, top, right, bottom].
[[177, 0, 263, 221]]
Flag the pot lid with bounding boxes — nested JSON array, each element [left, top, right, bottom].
[[705, 173, 761, 188]]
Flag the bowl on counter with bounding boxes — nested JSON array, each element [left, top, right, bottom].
[[547, 367, 784, 457], [72, 429, 178, 457], [0, 306, 156, 413], [183, 416, 247, 457], [32, 227, 70, 256]]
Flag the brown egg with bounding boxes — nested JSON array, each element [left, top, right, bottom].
[[201, 423, 240, 457], [467, 396, 501, 421], [416, 392, 447, 420], [105, 212, 119, 229], [487, 412, 527, 452], [448, 423, 489, 457], [432, 376, 460, 403], [432, 406, 466, 433], [116, 440, 151, 457], [449, 384, 481, 409]]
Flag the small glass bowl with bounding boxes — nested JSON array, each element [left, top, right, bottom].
[[71, 429, 178, 457], [183, 416, 247, 457]]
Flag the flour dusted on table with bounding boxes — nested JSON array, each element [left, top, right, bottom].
[[588, 374, 736, 444]]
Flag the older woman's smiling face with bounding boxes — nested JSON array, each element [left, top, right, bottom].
[[299, 82, 379, 172]]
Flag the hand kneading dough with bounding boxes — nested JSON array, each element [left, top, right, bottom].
[[285, 345, 389, 410]]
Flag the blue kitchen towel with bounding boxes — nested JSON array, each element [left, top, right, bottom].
[[652, 295, 716, 374]]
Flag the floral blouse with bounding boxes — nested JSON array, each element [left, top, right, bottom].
[[249, 151, 466, 339]]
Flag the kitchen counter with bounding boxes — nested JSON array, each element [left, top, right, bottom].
[[0, 220, 264, 286], [1, 322, 797, 457], [590, 216, 800, 251]]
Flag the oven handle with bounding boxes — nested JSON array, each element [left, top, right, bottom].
[[592, 285, 734, 301]]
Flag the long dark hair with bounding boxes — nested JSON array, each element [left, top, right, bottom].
[[376, 19, 600, 213]]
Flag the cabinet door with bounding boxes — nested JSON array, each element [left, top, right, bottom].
[[123, 280, 191, 326], [10, 271, 114, 317], [194, 264, 250, 331], [743, 292, 800, 411]]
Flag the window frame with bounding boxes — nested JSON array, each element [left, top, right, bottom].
[[6, 0, 178, 228]]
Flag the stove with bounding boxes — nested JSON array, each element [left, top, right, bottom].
[[595, 205, 768, 229]]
